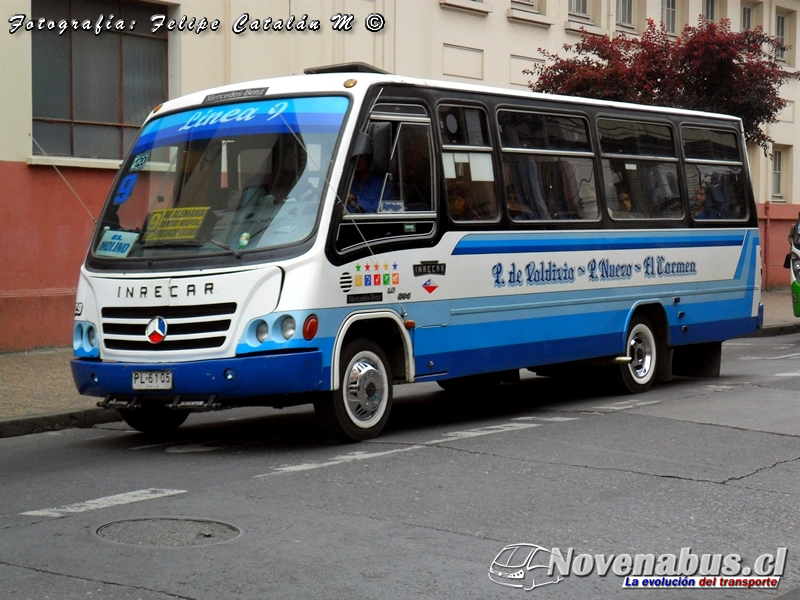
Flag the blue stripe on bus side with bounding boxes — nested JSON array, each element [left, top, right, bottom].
[[447, 284, 754, 324], [451, 231, 746, 255], [733, 229, 758, 284]]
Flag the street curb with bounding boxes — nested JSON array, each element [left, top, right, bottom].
[[0, 408, 122, 439]]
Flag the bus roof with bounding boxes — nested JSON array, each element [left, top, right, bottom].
[[147, 69, 742, 127]]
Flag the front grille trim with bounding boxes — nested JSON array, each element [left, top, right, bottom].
[[102, 303, 236, 320], [100, 303, 237, 352], [104, 337, 227, 351], [103, 319, 231, 337]]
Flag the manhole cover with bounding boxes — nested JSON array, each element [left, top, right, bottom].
[[96, 518, 242, 547]]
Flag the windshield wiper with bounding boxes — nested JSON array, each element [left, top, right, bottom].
[[140, 239, 241, 258], [207, 239, 242, 258]]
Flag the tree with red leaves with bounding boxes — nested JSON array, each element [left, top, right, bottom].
[[527, 19, 798, 151]]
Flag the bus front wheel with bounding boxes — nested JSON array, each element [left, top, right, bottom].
[[614, 315, 657, 394], [119, 405, 189, 435], [315, 339, 393, 442]]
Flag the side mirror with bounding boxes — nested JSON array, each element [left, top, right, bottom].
[[368, 122, 392, 174]]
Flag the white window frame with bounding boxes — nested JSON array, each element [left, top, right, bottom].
[[741, 5, 752, 30], [617, 0, 633, 26], [776, 13, 787, 60], [703, 0, 716, 21], [772, 149, 783, 197], [662, 0, 677, 34], [569, 0, 589, 18]]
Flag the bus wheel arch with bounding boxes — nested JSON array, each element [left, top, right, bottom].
[[330, 312, 413, 389]]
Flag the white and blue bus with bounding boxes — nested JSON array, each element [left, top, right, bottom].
[[72, 64, 762, 441]]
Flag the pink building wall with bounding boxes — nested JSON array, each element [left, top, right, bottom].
[[0, 161, 113, 351]]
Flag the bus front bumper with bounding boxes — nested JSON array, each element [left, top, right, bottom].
[[70, 351, 326, 400]]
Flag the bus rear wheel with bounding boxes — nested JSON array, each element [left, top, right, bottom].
[[315, 339, 393, 442], [614, 315, 657, 394], [119, 405, 189, 435]]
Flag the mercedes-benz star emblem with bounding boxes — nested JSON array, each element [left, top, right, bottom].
[[145, 316, 168, 344]]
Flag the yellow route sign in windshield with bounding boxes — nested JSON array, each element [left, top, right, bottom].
[[143, 207, 210, 242]]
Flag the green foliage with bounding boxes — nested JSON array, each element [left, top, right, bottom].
[[527, 19, 798, 151]]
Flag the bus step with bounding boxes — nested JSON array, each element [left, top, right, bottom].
[[169, 395, 221, 412], [99, 395, 140, 409]]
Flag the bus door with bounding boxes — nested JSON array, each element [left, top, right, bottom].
[[334, 101, 448, 375]]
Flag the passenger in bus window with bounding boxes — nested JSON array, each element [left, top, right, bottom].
[[347, 155, 385, 213], [448, 183, 470, 220], [609, 187, 635, 218], [693, 186, 710, 219], [618, 190, 633, 213]]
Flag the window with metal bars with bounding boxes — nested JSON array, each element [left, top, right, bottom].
[[31, 0, 168, 160]]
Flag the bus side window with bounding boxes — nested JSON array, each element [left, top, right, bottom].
[[682, 127, 748, 221], [438, 105, 499, 222], [497, 110, 597, 221], [599, 119, 683, 220], [345, 120, 434, 215], [382, 122, 434, 213]]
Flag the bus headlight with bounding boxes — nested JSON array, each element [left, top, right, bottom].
[[73, 323, 84, 351], [255, 320, 269, 343], [280, 316, 296, 339], [73, 321, 99, 357]]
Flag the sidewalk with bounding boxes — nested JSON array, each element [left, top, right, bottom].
[[1, 290, 798, 439]]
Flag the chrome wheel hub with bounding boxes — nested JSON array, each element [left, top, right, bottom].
[[628, 325, 654, 382], [345, 358, 385, 424]]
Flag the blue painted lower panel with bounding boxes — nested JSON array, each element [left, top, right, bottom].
[[669, 317, 759, 345], [418, 305, 757, 381], [443, 331, 620, 378], [71, 351, 326, 399]]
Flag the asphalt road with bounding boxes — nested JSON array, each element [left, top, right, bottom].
[[1, 335, 798, 599]]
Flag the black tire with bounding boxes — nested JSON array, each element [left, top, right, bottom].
[[614, 315, 658, 394], [315, 339, 393, 442], [119, 405, 190, 434]]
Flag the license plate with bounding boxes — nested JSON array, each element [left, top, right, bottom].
[[132, 371, 173, 390]]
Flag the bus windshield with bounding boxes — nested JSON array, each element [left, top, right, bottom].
[[92, 95, 349, 260]]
